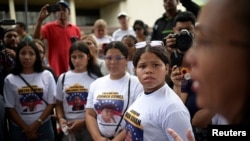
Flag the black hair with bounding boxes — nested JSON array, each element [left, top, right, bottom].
[[133, 45, 170, 68], [4, 27, 17, 36], [16, 21, 27, 31], [69, 40, 103, 78], [173, 11, 196, 27], [104, 41, 129, 59], [12, 41, 44, 75], [133, 20, 149, 36], [121, 34, 137, 44]]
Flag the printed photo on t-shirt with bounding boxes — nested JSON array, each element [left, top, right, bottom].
[[65, 84, 88, 113], [124, 109, 143, 141], [19, 85, 44, 114], [95, 91, 124, 125]]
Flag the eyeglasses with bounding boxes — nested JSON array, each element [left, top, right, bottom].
[[104, 55, 125, 61], [135, 41, 164, 49]]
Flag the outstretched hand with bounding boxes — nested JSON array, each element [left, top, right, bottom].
[[167, 128, 195, 141]]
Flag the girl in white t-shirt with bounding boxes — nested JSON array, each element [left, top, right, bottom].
[[124, 41, 193, 141], [85, 41, 143, 141], [4, 41, 56, 141], [56, 40, 103, 141]]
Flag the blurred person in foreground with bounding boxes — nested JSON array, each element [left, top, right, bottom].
[[167, 0, 250, 140]]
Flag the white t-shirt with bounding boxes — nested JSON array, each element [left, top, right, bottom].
[[56, 71, 97, 121], [212, 114, 228, 125], [124, 84, 192, 141], [4, 70, 56, 125], [112, 27, 136, 41], [127, 61, 135, 75], [85, 72, 143, 138], [97, 58, 109, 76], [93, 34, 113, 44]]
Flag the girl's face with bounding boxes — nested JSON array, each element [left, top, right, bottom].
[[94, 26, 105, 38], [122, 37, 136, 60], [35, 42, 45, 60], [71, 50, 89, 73], [19, 46, 36, 71], [134, 25, 144, 36], [135, 52, 169, 92], [105, 48, 128, 79], [82, 39, 97, 56]]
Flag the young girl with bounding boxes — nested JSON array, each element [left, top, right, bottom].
[[4, 41, 56, 141], [55, 40, 103, 141], [85, 41, 143, 141], [81, 35, 109, 76], [121, 35, 137, 75], [124, 41, 192, 141]]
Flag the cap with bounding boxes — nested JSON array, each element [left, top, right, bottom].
[[117, 12, 128, 18], [56, 0, 70, 11]]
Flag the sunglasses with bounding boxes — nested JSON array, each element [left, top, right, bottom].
[[135, 41, 164, 49], [134, 27, 142, 31]]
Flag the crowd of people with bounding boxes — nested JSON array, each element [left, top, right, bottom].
[[1, 0, 249, 141]]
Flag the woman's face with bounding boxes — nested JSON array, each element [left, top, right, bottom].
[[185, 0, 248, 117], [71, 50, 89, 72], [105, 48, 128, 79], [19, 46, 36, 70], [134, 25, 144, 36], [122, 37, 136, 60], [135, 52, 168, 93]]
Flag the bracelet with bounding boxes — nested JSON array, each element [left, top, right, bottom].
[[37, 118, 43, 125]]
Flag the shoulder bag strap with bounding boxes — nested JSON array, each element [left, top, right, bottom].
[[18, 74, 48, 105], [114, 77, 131, 133]]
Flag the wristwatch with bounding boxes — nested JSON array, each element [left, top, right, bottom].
[[37, 118, 43, 125]]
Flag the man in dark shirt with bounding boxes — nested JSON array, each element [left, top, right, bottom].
[[0, 27, 19, 141], [151, 0, 200, 41]]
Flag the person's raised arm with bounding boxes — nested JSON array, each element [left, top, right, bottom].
[[33, 4, 50, 39], [180, 0, 200, 17]]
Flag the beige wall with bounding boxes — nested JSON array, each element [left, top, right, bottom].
[[100, 0, 186, 29]]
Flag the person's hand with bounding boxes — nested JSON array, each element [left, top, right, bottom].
[[171, 65, 183, 87], [67, 119, 84, 133], [95, 136, 110, 141], [5, 48, 16, 58], [58, 117, 67, 128], [22, 125, 39, 140], [37, 4, 51, 23], [165, 33, 176, 54], [167, 128, 195, 141]]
